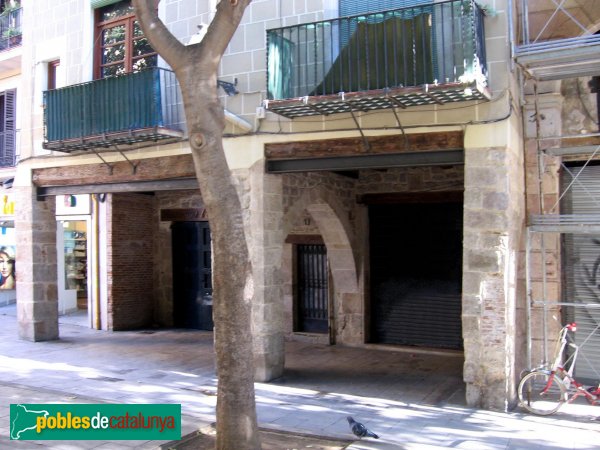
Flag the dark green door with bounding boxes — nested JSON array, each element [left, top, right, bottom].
[[172, 221, 213, 330]]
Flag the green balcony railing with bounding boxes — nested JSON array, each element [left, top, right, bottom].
[[43, 68, 184, 152], [265, 0, 489, 117]]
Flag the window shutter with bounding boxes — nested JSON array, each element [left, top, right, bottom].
[[340, 0, 430, 16], [90, 0, 121, 9], [1, 90, 15, 167]]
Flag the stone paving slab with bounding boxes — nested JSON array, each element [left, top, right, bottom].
[[0, 307, 599, 449]]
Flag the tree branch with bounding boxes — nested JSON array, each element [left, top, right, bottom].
[[199, 0, 252, 71], [132, 0, 188, 71]]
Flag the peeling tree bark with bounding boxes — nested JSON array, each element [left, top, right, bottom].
[[132, 1, 260, 449]]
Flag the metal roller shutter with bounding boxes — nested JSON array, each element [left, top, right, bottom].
[[369, 202, 463, 349], [561, 164, 600, 384], [339, 0, 430, 17]]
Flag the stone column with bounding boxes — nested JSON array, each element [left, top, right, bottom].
[[246, 163, 285, 381], [15, 184, 59, 341], [462, 119, 525, 410]]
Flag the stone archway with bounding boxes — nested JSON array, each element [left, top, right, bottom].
[[283, 188, 362, 345]]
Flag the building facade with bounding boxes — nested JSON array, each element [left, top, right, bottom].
[[7, 0, 600, 412]]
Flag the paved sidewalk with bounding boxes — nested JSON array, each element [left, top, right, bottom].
[[0, 306, 599, 449]]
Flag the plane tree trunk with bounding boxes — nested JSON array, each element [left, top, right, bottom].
[[132, 1, 260, 448]]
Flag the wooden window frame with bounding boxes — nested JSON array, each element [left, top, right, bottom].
[[47, 60, 60, 91], [93, 1, 157, 79]]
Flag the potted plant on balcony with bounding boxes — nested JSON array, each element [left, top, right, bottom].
[[1, 1, 20, 15], [2, 26, 20, 47]]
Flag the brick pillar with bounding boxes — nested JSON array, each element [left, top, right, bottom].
[[15, 185, 59, 341], [246, 164, 285, 381], [462, 121, 525, 411]]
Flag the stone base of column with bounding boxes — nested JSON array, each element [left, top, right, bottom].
[[253, 334, 285, 382], [17, 299, 59, 341]]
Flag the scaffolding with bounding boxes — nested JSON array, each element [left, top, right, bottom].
[[516, 0, 600, 382]]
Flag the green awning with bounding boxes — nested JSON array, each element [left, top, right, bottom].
[[90, 0, 121, 9]]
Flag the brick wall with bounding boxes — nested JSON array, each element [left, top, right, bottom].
[[107, 193, 154, 330]]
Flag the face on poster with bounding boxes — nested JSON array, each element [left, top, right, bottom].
[[0, 245, 15, 290]]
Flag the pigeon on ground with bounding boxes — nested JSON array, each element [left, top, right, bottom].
[[347, 416, 379, 439]]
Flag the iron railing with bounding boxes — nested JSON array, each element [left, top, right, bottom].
[[43, 68, 184, 150], [267, 0, 487, 100], [0, 7, 22, 52]]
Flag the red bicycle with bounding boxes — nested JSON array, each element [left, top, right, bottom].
[[518, 323, 600, 415]]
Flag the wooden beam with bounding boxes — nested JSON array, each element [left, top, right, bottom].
[[266, 150, 464, 173], [37, 179, 198, 197], [265, 131, 463, 160], [32, 154, 195, 187], [160, 208, 208, 222], [358, 191, 464, 204], [284, 234, 325, 245]]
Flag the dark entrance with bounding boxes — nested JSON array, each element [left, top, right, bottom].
[[296, 244, 329, 333], [172, 221, 213, 330], [369, 199, 463, 349]]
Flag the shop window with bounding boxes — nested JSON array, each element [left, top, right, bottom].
[[62, 220, 88, 307], [0, 90, 15, 167], [94, 0, 157, 79]]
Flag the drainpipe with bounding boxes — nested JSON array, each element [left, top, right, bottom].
[[224, 109, 253, 132], [91, 194, 101, 330]]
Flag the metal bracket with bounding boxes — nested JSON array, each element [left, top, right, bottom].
[[89, 145, 139, 175], [348, 108, 370, 152], [90, 147, 115, 175], [391, 107, 410, 151], [113, 144, 139, 174], [340, 92, 370, 152]]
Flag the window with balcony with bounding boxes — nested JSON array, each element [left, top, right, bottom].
[[95, 0, 157, 78], [43, 1, 182, 152], [0, 0, 21, 51], [0, 89, 15, 167], [266, 0, 489, 117]]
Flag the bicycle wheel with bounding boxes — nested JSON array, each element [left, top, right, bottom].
[[518, 370, 566, 415]]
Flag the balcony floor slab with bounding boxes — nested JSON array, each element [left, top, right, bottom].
[[264, 82, 490, 119]]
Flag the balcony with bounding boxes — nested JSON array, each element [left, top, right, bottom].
[[0, 6, 21, 52], [0, 6, 22, 73], [43, 68, 185, 153], [265, 0, 489, 118], [515, 0, 600, 80]]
